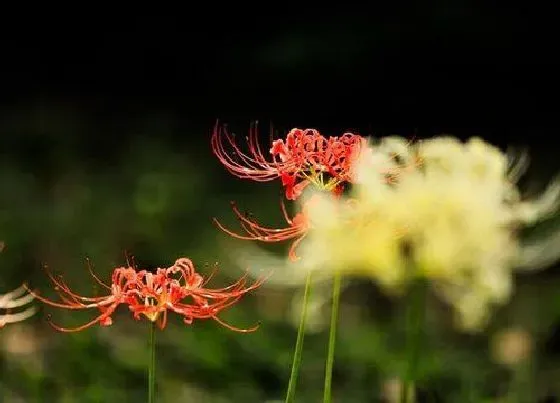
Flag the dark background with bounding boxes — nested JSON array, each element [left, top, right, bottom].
[[2, 9, 559, 139], [1, 8, 559, 402]]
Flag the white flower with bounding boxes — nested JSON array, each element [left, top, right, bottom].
[[0, 285, 37, 328], [299, 135, 560, 331]]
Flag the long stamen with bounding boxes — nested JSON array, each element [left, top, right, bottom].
[[46, 303, 119, 333], [211, 314, 260, 333], [86, 258, 111, 290]]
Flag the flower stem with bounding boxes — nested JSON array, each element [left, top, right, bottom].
[[507, 358, 533, 403], [285, 272, 313, 403], [323, 271, 342, 403], [148, 321, 157, 403], [401, 280, 426, 403]]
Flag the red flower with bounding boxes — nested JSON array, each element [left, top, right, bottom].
[[24, 258, 265, 333], [213, 196, 323, 262], [211, 122, 365, 200]]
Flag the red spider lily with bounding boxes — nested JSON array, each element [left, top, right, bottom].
[[213, 196, 323, 262], [24, 258, 266, 333], [211, 122, 365, 200]]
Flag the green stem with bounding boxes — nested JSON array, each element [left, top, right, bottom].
[[507, 358, 533, 403], [401, 280, 426, 403], [323, 271, 342, 403], [285, 272, 313, 403], [148, 321, 157, 403]]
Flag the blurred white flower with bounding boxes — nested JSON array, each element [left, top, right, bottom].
[[491, 327, 533, 367], [297, 135, 560, 331], [0, 285, 37, 328], [381, 377, 414, 403]]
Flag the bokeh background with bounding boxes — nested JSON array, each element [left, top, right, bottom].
[[1, 8, 559, 402]]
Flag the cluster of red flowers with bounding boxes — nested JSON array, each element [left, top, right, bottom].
[[25, 258, 264, 333], [20, 122, 367, 333], [212, 122, 366, 260]]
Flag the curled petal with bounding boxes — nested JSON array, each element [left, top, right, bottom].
[[0, 305, 38, 328], [214, 201, 309, 261]]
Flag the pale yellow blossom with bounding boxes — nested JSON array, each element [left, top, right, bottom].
[[491, 327, 533, 366], [298, 135, 560, 331]]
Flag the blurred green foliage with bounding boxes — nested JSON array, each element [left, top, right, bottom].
[[0, 106, 559, 402]]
